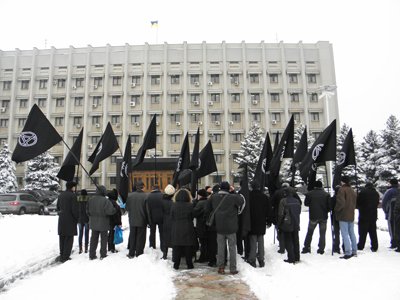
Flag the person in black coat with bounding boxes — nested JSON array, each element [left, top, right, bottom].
[[57, 181, 79, 263], [330, 185, 342, 253], [77, 189, 89, 254], [107, 189, 122, 253], [278, 187, 302, 264], [170, 188, 197, 270], [161, 184, 175, 259], [357, 182, 380, 251], [193, 189, 209, 263], [247, 181, 273, 268], [146, 186, 164, 249], [301, 180, 331, 254]]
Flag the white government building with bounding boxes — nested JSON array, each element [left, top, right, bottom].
[[0, 41, 339, 190]]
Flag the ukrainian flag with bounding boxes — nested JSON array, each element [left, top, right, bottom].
[[151, 21, 158, 28]]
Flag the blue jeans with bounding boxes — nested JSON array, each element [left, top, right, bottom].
[[78, 223, 89, 249], [339, 221, 357, 256]]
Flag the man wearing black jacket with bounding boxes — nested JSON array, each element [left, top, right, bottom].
[[301, 180, 330, 255], [146, 186, 164, 249], [357, 182, 380, 252]]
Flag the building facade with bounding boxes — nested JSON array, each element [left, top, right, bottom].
[[0, 41, 339, 190]]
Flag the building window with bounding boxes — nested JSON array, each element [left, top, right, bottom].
[[56, 98, 65, 107], [190, 93, 200, 102], [55, 117, 64, 126], [1, 119, 10, 129], [1, 100, 10, 108], [308, 74, 317, 84], [250, 93, 260, 101], [249, 74, 259, 83], [93, 96, 102, 107], [20, 99, 28, 108], [293, 113, 300, 122], [131, 115, 140, 124], [112, 76, 122, 86], [310, 93, 318, 102], [132, 76, 141, 85], [289, 74, 298, 84], [150, 75, 160, 85], [38, 98, 46, 107], [211, 113, 221, 122], [312, 132, 321, 140], [232, 133, 242, 142], [272, 112, 281, 122], [74, 97, 83, 106], [18, 118, 26, 127], [170, 94, 180, 103], [94, 77, 103, 87], [211, 134, 222, 143], [170, 134, 180, 144], [230, 74, 239, 84], [92, 116, 101, 125], [109, 177, 117, 185], [311, 112, 320, 121], [3, 81, 11, 90], [290, 93, 299, 102], [131, 135, 140, 144], [231, 113, 241, 122], [190, 134, 197, 144], [210, 93, 220, 102], [75, 78, 84, 87], [73, 116, 82, 125], [150, 94, 160, 104], [21, 80, 29, 90], [112, 95, 121, 105], [91, 136, 100, 144], [111, 156, 117, 164], [190, 74, 200, 85], [252, 113, 261, 122], [210, 74, 220, 84], [57, 79, 66, 88], [190, 113, 200, 123], [271, 93, 280, 102], [111, 115, 120, 124], [231, 93, 240, 102], [214, 154, 222, 163], [170, 75, 180, 84], [131, 95, 140, 105], [171, 114, 180, 123], [269, 74, 278, 83], [39, 79, 47, 89]]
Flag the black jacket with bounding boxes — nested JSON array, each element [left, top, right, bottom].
[[193, 196, 209, 238], [304, 187, 330, 221], [57, 190, 79, 236], [77, 195, 89, 224], [249, 190, 272, 235], [162, 194, 174, 248], [146, 190, 164, 225], [357, 186, 380, 221], [109, 199, 122, 227], [278, 196, 301, 232], [125, 189, 148, 227], [170, 201, 197, 246], [87, 190, 116, 232]]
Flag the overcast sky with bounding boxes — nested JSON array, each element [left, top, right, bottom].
[[1, 0, 399, 140]]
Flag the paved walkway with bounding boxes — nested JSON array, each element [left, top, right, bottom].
[[173, 265, 258, 300]]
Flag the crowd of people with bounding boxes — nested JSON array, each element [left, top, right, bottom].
[[55, 176, 400, 273]]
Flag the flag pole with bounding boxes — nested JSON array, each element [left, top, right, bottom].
[[154, 140, 157, 187], [61, 139, 99, 189], [324, 161, 335, 256]]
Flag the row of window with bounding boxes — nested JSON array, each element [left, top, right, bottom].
[[1, 73, 317, 91]]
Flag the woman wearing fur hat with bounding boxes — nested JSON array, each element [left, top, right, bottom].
[[161, 184, 175, 259]]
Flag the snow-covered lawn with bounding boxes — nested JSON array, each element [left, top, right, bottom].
[[0, 210, 399, 300]]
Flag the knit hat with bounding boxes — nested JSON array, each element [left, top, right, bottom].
[[164, 184, 176, 196], [220, 181, 230, 191], [197, 189, 208, 198]]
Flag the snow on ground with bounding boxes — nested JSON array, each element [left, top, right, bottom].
[[0, 210, 399, 300]]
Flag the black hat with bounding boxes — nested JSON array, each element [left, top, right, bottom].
[[197, 189, 208, 198], [389, 178, 398, 186], [341, 175, 350, 184], [220, 181, 230, 191], [66, 181, 77, 189]]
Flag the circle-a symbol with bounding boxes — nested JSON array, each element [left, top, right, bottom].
[[197, 158, 202, 170], [18, 131, 38, 147], [312, 144, 324, 161], [96, 143, 103, 156], [120, 161, 128, 177], [261, 158, 267, 174], [337, 152, 346, 165], [176, 157, 182, 172]]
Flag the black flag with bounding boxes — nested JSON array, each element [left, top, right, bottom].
[[299, 120, 337, 183], [239, 163, 251, 238], [332, 128, 356, 187], [132, 115, 157, 169], [189, 127, 200, 170], [12, 104, 63, 163], [253, 133, 273, 190], [292, 126, 308, 169], [88, 122, 119, 175], [118, 135, 132, 203], [57, 128, 83, 181], [196, 140, 218, 178], [269, 115, 295, 192], [172, 133, 190, 187]]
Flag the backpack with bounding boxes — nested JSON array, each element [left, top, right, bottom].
[[279, 198, 294, 232]]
